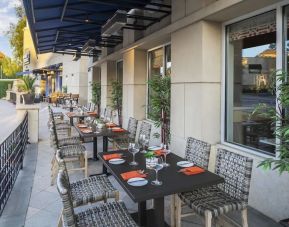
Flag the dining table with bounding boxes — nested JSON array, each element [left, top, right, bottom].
[[66, 112, 96, 126], [98, 150, 224, 227], [74, 124, 129, 173]]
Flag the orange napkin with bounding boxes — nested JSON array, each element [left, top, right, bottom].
[[77, 123, 86, 128], [87, 111, 98, 116], [154, 149, 165, 156], [103, 153, 122, 161], [67, 112, 75, 117], [180, 166, 205, 175], [121, 170, 147, 181], [112, 128, 125, 132], [106, 122, 117, 127]]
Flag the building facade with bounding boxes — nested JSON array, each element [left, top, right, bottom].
[[87, 0, 289, 221]]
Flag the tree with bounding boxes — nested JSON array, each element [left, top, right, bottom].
[[1, 56, 21, 78], [6, 3, 26, 66], [111, 81, 123, 126], [148, 75, 171, 145]]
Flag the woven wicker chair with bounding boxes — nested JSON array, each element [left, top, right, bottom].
[[175, 148, 253, 227], [56, 150, 119, 205], [172, 137, 211, 226], [50, 121, 88, 185], [112, 117, 138, 150], [57, 170, 138, 227]]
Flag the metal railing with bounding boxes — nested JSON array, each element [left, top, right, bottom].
[[0, 112, 28, 215]]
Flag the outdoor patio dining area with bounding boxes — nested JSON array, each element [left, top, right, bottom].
[[0, 100, 283, 227]]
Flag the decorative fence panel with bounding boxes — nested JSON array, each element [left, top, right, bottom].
[[0, 112, 28, 215]]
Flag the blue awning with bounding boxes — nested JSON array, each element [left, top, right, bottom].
[[23, 0, 171, 57]]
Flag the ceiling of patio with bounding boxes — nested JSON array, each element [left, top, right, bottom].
[[23, 0, 171, 57]]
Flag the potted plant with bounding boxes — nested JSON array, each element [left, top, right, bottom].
[[62, 85, 67, 93], [148, 75, 171, 145], [111, 80, 122, 127], [250, 70, 289, 226], [18, 75, 36, 104], [91, 81, 101, 115]]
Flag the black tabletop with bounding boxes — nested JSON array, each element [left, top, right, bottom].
[[98, 151, 224, 202], [74, 125, 129, 138]]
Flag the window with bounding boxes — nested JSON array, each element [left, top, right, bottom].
[[147, 44, 171, 116], [225, 11, 276, 155], [116, 60, 123, 84]]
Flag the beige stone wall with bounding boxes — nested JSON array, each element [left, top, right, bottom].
[[100, 61, 116, 109]]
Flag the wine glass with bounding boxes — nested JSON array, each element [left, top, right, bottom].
[[147, 157, 164, 186], [128, 143, 139, 166], [162, 144, 171, 167]]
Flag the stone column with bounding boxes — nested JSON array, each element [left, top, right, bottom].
[[170, 21, 222, 162], [122, 49, 147, 126]]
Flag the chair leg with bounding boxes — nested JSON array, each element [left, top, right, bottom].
[[170, 194, 176, 227], [175, 195, 182, 227], [115, 191, 120, 201], [84, 152, 88, 177], [205, 210, 212, 227], [241, 208, 248, 227], [57, 209, 63, 227]]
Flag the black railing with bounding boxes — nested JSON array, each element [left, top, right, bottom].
[[0, 112, 28, 215]]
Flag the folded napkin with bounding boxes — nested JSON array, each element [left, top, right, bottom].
[[87, 111, 98, 116], [154, 149, 165, 156], [67, 112, 75, 117], [106, 122, 117, 127], [180, 166, 205, 175], [80, 128, 92, 133], [121, 170, 147, 181], [77, 123, 86, 128], [103, 153, 122, 161], [112, 128, 125, 132]]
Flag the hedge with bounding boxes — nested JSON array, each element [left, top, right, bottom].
[[0, 81, 13, 99]]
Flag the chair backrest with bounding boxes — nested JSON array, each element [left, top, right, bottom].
[[100, 108, 106, 119], [185, 137, 211, 170], [90, 103, 95, 112], [127, 117, 138, 140], [138, 121, 151, 144], [57, 170, 76, 227], [215, 148, 253, 204], [56, 150, 70, 182], [105, 108, 112, 121]]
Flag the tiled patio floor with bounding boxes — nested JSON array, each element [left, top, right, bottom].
[[0, 102, 282, 227]]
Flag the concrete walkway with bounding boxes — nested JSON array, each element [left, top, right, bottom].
[[0, 102, 282, 227]]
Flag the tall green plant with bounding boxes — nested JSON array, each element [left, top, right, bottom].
[[148, 75, 171, 145], [19, 75, 36, 93], [251, 70, 289, 174], [91, 82, 101, 114], [111, 81, 123, 126]]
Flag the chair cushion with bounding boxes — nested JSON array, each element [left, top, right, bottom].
[[70, 174, 117, 207], [58, 137, 81, 147], [75, 201, 138, 227], [60, 144, 86, 157], [179, 185, 247, 218]]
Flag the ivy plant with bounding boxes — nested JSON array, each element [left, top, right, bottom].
[[91, 82, 101, 114], [250, 70, 289, 174], [148, 75, 171, 145], [111, 81, 123, 126]]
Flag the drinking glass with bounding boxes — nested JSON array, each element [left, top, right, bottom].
[[128, 143, 139, 166], [162, 144, 171, 167], [148, 158, 164, 186]]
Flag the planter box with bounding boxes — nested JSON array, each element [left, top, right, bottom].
[[280, 219, 289, 227]]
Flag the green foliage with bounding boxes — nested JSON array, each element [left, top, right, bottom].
[[62, 85, 67, 93], [19, 76, 36, 93], [111, 81, 122, 125], [6, 3, 26, 66], [251, 70, 289, 174], [91, 82, 101, 105], [148, 75, 171, 144], [0, 56, 22, 78], [0, 81, 13, 98], [144, 151, 156, 159]]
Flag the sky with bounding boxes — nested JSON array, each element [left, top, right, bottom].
[[242, 44, 270, 58], [0, 0, 21, 57]]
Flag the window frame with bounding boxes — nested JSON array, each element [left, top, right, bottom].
[[221, 1, 289, 158], [146, 43, 171, 119]]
